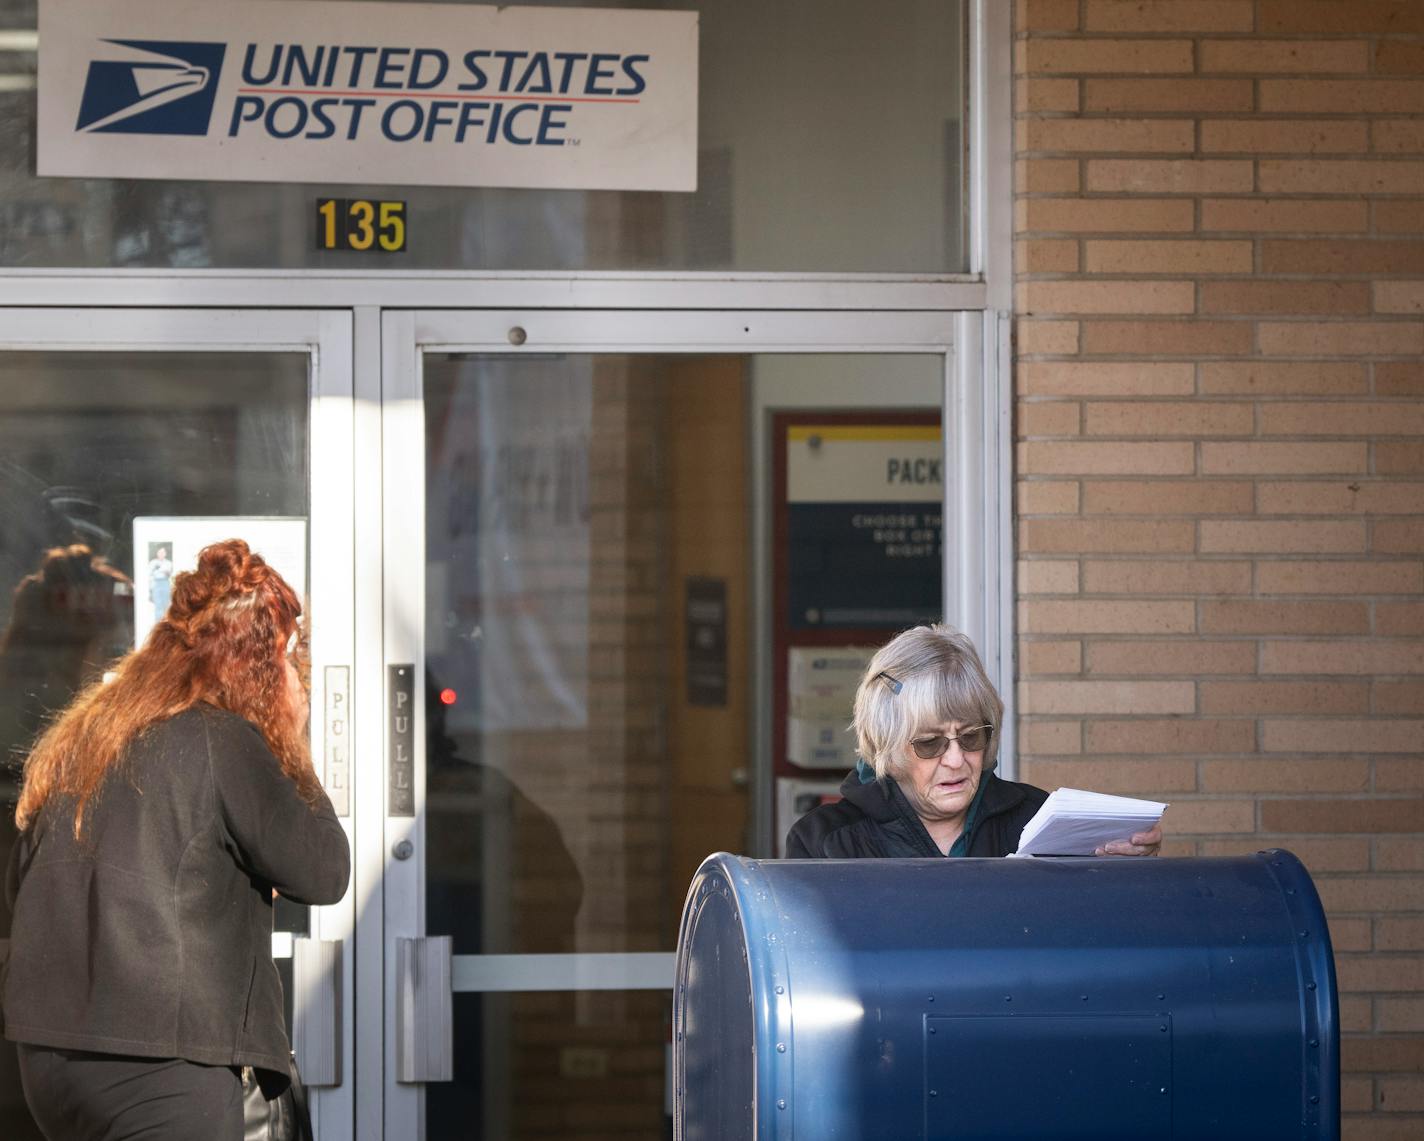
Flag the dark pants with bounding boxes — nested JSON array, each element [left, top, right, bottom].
[[17, 1045, 243, 1141]]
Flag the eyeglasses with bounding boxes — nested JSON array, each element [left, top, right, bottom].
[[910, 725, 992, 760]]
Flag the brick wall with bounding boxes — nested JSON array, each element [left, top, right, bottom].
[[1013, 2, 1423, 1135]]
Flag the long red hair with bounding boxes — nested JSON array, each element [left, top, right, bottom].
[[16, 539, 320, 835]]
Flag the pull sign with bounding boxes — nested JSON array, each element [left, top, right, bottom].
[[316, 198, 407, 252], [323, 665, 350, 817], [388, 664, 415, 817]]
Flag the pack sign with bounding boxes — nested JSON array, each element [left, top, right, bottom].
[[783, 424, 943, 629], [39, 0, 698, 192]]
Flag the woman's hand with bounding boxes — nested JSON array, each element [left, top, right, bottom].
[[1095, 822, 1163, 857]]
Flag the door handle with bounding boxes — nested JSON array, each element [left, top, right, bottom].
[[396, 935, 453, 1082], [292, 938, 343, 1086]]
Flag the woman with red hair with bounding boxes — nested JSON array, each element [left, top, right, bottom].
[[2, 539, 349, 1141]]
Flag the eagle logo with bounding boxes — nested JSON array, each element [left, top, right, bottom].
[[76, 40, 226, 135]]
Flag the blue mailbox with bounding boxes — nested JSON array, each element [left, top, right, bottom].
[[674, 852, 1337, 1140]]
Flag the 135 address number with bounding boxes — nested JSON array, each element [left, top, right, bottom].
[[316, 198, 407, 252]]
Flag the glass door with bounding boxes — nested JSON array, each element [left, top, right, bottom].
[[374, 310, 953, 1140], [0, 309, 355, 1140]]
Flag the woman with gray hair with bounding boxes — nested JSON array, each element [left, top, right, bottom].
[[786, 624, 1162, 859]]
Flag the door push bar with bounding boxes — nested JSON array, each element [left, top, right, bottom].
[[292, 937, 343, 1086], [397, 936, 454, 1083]]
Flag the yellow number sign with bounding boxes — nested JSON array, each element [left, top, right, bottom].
[[315, 199, 407, 253]]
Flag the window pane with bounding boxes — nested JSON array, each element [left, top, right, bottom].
[[0, 0, 966, 271], [423, 350, 943, 967], [422, 349, 943, 1137], [425, 352, 754, 962], [0, 349, 308, 1140], [435, 990, 670, 1140]]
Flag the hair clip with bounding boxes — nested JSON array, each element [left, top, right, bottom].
[[876, 671, 903, 695]]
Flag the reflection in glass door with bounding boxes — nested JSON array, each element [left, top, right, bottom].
[[425, 353, 753, 1139], [380, 311, 951, 1140], [0, 311, 354, 1141]]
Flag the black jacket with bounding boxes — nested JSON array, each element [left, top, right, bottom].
[[786, 768, 1048, 859], [2, 705, 350, 1081]]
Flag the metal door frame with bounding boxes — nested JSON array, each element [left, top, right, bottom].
[[371, 307, 1012, 1140], [0, 299, 1011, 1141]]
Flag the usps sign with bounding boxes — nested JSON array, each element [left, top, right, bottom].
[[39, 0, 698, 191]]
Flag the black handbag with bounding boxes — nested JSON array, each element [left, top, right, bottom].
[[242, 1053, 313, 1141]]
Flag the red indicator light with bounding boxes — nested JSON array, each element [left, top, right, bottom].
[[439, 688, 458, 706]]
